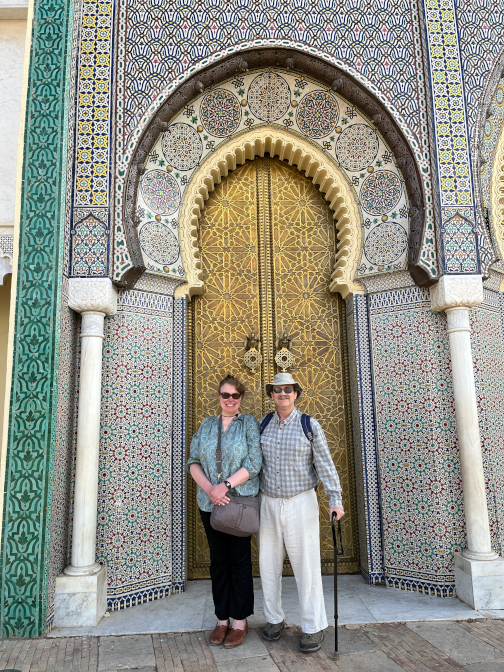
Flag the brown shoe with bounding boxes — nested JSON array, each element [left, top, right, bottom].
[[209, 623, 229, 646], [223, 620, 248, 648]]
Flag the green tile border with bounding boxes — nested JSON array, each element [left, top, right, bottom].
[[0, 0, 73, 637]]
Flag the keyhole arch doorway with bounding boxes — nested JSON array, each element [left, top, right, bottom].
[[187, 154, 360, 578], [175, 127, 365, 300]]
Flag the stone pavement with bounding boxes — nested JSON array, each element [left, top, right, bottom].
[[1, 619, 504, 672]]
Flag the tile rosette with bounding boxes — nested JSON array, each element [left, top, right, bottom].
[[134, 69, 410, 281]]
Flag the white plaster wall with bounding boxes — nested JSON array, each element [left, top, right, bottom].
[[0, 18, 26, 225]]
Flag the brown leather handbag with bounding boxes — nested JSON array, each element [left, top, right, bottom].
[[210, 416, 260, 537]]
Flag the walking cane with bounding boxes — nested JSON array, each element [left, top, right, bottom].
[[331, 511, 344, 661]]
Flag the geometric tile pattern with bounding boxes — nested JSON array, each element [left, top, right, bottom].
[[370, 286, 464, 597], [345, 295, 384, 585], [118, 1, 426, 148], [440, 209, 478, 274], [455, 2, 504, 275], [70, 208, 109, 276], [423, 0, 479, 274], [471, 290, 504, 558], [115, 0, 438, 281], [457, 3, 504, 147], [134, 70, 409, 279], [74, 0, 112, 208], [0, 0, 73, 638], [97, 286, 186, 610]]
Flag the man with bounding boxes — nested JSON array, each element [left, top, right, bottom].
[[258, 372, 345, 653]]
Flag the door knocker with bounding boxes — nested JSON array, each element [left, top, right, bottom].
[[244, 331, 262, 372], [275, 330, 294, 372]]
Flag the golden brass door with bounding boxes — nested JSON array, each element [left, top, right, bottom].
[[188, 157, 359, 578]]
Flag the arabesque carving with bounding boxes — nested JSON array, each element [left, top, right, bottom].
[[490, 124, 504, 263], [68, 278, 118, 316], [175, 127, 364, 300], [430, 275, 483, 312]]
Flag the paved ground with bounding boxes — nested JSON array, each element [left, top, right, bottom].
[[1, 619, 504, 672], [49, 577, 500, 638]]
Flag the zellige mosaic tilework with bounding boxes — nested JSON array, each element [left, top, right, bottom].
[[133, 69, 410, 280], [370, 286, 464, 596]]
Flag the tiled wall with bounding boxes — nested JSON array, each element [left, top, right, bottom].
[[96, 285, 185, 610], [472, 291, 504, 558]]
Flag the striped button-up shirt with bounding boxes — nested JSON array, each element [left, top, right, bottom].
[[259, 408, 342, 508]]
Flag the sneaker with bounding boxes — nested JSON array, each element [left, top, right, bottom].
[[262, 621, 285, 641], [300, 630, 324, 652]]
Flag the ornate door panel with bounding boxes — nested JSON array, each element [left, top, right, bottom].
[[188, 158, 359, 578]]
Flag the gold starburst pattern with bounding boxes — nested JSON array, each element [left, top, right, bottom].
[[188, 158, 359, 578]]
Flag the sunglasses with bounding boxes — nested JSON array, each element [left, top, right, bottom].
[[220, 392, 242, 399], [272, 387, 295, 394]]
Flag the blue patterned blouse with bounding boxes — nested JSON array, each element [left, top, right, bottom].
[[187, 414, 262, 512]]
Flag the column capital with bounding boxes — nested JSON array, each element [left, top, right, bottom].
[[68, 278, 117, 316], [430, 275, 483, 313]]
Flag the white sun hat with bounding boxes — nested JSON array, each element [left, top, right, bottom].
[[265, 372, 303, 399]]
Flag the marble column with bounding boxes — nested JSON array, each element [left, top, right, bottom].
[[431, 275, 504, 609], [55, 278, 117, 627]]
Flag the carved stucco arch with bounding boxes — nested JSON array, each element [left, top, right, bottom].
[[490, 122, 504, 266], [175, 127, 363, 300]]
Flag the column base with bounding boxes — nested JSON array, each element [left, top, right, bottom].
[[455, 552, 504, 610], [63, 561, 102, 576], [55, 565, 107, 627]]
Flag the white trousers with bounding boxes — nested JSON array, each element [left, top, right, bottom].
[[258, 489, 328, 634]]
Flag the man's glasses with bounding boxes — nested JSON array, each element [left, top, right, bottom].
[[220, 392, 242, 399], [272, 387, 294, 394]]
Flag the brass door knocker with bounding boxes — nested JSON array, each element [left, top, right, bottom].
[[275, 330, 294, 372], [244, 331, 262, 372]]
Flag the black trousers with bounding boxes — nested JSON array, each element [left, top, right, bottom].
[[199, 509, 254, 620]]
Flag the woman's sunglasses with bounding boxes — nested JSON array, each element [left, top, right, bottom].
[[220, 392, 242, 399]]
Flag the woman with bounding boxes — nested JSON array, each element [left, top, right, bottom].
[[187, 374, 261, 648]]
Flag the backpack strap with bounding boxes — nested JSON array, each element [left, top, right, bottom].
[[301, 414, 319, 492], [300, 413, 314, 447], [259, 412, 275, 435]]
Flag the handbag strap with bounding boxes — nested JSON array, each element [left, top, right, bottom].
[[216, 415, 223, 483]]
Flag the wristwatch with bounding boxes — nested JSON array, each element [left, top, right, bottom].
[[224, 480, 232, 490]]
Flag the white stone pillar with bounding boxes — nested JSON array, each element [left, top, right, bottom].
[[55, 278, 117, 627], [431, 275, 504, 609]]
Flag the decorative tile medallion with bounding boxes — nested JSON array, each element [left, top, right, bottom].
[[161, 123, 203, 171], [336, 124, 379, 172], [133, 69, 410, 279], [360, 171, 402, 216], [200, 89, 242, 138], [296, 90, 339, 139], [140, 170, 181, 216], [364, 223, 408, 267], [248, 72, 291, 121], [139, 221, 180, 267]]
